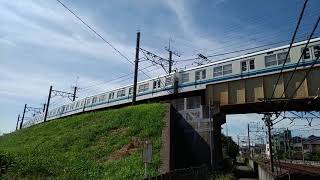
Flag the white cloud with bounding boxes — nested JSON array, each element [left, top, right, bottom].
[[0, 1, 135, 63]]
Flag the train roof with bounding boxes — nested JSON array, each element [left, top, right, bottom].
[[184, 37, 320, 72]]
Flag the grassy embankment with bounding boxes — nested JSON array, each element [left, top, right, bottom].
[[0, 103, 166, 179]]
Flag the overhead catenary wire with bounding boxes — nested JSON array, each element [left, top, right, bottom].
[[56, 0, 133, 65], [280, 54, 320, 113], [175, 33, 320, 64], [280, 16, 320, 98], [80, 64, 155, 91], [79, 65, 157, 95], [269, 0, 309, 100], [271, 17, 320, 123], [56, 0, 154, 84]]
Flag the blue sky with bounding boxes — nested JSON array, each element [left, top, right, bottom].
[[1, 0, 320, 141]]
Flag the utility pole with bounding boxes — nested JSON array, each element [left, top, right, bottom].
[[16, 114, 20, 130], [248, 123, 251, 156], [44, 85, 53, 122], [265, 114, 274, 172], [73, 86, 77, 101], [208, 101, 213, 168], [132, 31, 140, 105], [301, 135, 304, 162], [237, 135, 240, 147], [19, 104, 27, 129]]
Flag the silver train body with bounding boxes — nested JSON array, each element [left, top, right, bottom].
[[24, 38, 320, 127]]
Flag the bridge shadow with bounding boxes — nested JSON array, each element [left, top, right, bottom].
[[170, 106, 211, 170]]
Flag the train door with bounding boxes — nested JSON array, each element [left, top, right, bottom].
[[241, 59, 255, 76]]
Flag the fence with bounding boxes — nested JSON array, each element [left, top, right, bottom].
[[145, 164, 208, 180]]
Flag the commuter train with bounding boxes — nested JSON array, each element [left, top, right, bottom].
[[24, 37, 320, 127]]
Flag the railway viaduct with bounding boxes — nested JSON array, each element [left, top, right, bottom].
[[168, 66, 320, 170]]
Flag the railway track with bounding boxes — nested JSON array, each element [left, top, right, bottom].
[[278, 162, 320, 175]]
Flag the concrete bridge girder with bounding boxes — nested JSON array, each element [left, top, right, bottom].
[[205, 67, 320, 113]]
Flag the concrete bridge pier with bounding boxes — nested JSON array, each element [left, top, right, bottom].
[[211, 112, 226, 169]]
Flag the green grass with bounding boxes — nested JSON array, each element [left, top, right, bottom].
[[0, 103, 166, 179]]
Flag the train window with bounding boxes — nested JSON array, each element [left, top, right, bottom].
[[139, 83, 149, 92], [314, 45, 320, 58], [109, 92, 115, 99], [242, 59, 255, 72], [86, 98, 91, 105], [80, 100, 84, 107], [71, 103, 75, 109], [302, 47, 311, 60], [195, 69, 206, 80], [92, 97, 97, 104], [117, 89, 126, 98], [99, 95, 106, 102], [277, 52, 290, 65], [213, 66, 222, 77], [249, 59, 255, 70], [153, 80, 161, 89], [165, 77, 173, 86], [265, 54, 277, 67], [181, 73, 189, 83], [128, 87, 133, 95], [241, 61, 247, 72], [223, 64, 232, 75]]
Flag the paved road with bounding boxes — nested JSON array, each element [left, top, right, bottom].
[[234, 164, 258, 180]]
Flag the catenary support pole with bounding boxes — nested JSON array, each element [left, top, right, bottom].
[[266, 114, 274, 172], [248, 123, 251, 156], [132, 31, 140, 105], [19, 104, 27, 129], [44, 85, 52, 122], [208, 101, 213, 168], [16, 114, 20, 130], [43, 104, 46, 112], [168, 50, 172, 73], [73, 86, 77, 101], [301, 135, 305, 162]]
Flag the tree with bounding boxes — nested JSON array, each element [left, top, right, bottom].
[[221, 134, 239, 160]]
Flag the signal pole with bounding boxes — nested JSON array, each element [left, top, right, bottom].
[[44, 85, 52, 122], [132, 31, 140, 105], [19, 104, 27, 129], [16, 114, 20, 130]]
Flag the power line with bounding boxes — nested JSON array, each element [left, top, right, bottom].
[[280, 16, 320, 98], [56, 0, 155, 88], [56, 0, 134, 66], [269, 0, 309, 100], [278, 54, 320, 116]]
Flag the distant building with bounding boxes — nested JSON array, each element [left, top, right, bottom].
[[291, 135, 320, 153], [272, 129, 291, 153], [302, 135, 320, 153]]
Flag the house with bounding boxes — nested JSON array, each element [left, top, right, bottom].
[[303, 135, 320, 153]]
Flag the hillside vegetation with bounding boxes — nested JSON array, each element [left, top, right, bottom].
[[0, 103, 166, 179]]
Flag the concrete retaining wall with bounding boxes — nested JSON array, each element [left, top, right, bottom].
[[258, 165, 275, 180], [159, 104, 211, 173]]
